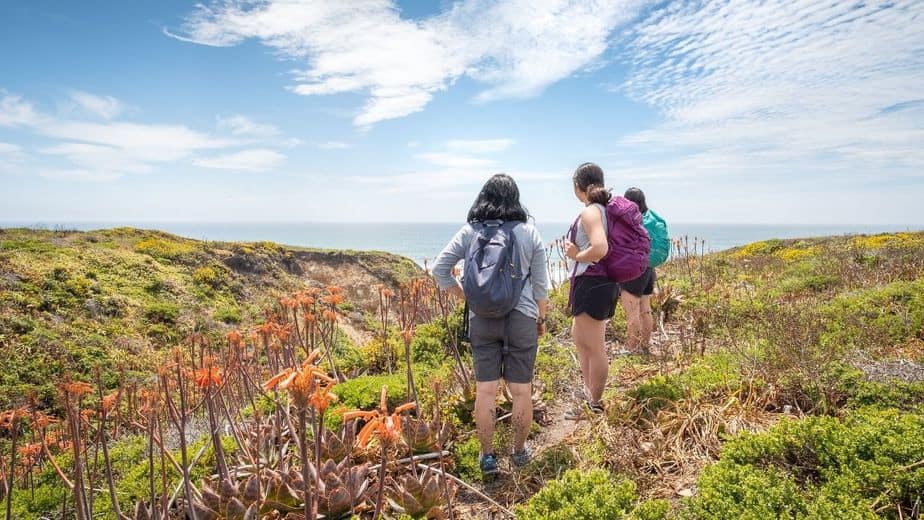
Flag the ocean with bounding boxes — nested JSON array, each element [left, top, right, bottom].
[[3, 221, 921, 265]]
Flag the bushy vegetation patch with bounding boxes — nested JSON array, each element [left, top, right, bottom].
[[516, 469, 668, 520], [686, 408, 924, 519]]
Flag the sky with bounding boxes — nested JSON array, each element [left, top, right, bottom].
[[0, 0, 922, 225]]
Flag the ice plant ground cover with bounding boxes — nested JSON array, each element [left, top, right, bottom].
[[0, 228, 922, 519]]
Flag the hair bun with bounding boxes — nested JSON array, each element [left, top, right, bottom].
[[587, 184, 611, 205]]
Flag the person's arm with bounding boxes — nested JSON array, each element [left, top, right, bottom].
[[565, 205, 608, 263], [432, 226, 468, 299], [529, 227, 550, 335], [536, 298, 548, 336]]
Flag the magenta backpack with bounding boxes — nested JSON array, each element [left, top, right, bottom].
[[571, 196, 651, 283]]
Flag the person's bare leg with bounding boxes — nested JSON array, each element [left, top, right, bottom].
[[620, 292, 641, 352], [572, 318, 590, 389], [475, 380, 499, 455], [508, 382, 533, 452], [572, 313, 608, 403], [639, 295, 653, 353]]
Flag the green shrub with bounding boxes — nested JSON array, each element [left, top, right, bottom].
[[410, 320, 452, 368], [688, 463, 807, 519], [516, 469, 655, 520], [687, 408, 924, 519], [452, 435, 482, 483], [848, 380, 924, 412], [628, 375, 682, 416], [193, 265, 221, 288], [214, 306, 242, 324], [780, 273, 839, 293], [676, 352, 741, 398], [144, 302, 179, 324], [334, 373, 408, 412], [144, 278, 167, 294]]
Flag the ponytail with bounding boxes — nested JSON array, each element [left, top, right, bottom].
[[586, 184, 611, 205]]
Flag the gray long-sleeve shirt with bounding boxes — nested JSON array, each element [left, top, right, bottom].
[[432, 222, 549, 320]]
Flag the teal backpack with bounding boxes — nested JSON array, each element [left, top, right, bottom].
[[643, 210, 670, 267]]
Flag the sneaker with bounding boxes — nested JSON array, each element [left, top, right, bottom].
[[564, 401, 605, 421], [480, 453, 499, 477], [512, 446, 532, 467]]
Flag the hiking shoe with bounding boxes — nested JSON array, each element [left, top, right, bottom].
[[480, 453, 499, 477], [512, 446, 532, 467], [564, 401, 605, 421]]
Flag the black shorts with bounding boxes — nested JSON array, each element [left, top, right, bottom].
[[469, 310, 538, 383], [570, 275, 619, 321], [619, 267, 656, 297]]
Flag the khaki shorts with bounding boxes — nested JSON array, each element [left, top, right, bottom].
[[469, 310, 538, 384]]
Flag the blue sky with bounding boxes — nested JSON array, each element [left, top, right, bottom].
[[1, 0, 922, 225]]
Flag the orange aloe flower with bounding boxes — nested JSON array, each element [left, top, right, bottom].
[[274, 323, 293, 342], [342, 386, 416, 448], [299, 295, 316, 311], [101, 391, 120, 414], [324, 293, 345, 306], [256, 322, 276, 343], [325, 285, 343, 295], [322, 309, 338, 323], [307, 382, 338, 413], [17, 442, 42, 460], [63, 381, 94, 397], [194, 365, 223, 389], [31, 412, 57, 430], [226, 330, 244, 348], [263, 350, 335, 409]]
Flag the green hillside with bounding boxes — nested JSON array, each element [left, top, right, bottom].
[[0, 227, 419, 408], [1, 228, 922, 520]]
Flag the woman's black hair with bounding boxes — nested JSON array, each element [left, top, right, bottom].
[[624, 187, 648, 213], [573, 162, 611, 205], [467, 173, 530, 223]]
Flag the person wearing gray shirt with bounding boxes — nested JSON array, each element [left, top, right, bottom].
[[431, 174, 548, 477]]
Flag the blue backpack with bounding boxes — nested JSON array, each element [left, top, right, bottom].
[[462, 221, 529, 318]]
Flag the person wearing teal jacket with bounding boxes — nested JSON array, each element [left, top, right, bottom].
[[622, 187, 669, 354]]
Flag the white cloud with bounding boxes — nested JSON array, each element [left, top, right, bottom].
[[0, 91, 296, 180], [70, 91, 124, 120], [617, 0, 924, 181], [0, 92, 41, 127], [446, 138, 514, 153], [170, 0, 643, 126], [193, 148, 286, 172], [0, 142, 26, 173], [39, 120, 236, 162], [217, 114, 280, 137], [316, 141, 350, 150]]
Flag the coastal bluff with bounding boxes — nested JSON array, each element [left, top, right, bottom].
[[0, 227, 421, 405]]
